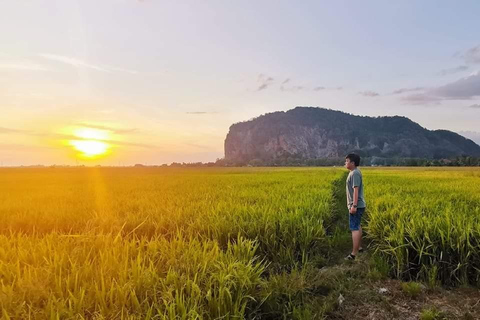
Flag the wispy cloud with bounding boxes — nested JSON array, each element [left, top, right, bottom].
[[0, 127, 152, 148], [432, 71, 480, 99], [185, 111, 219, 114], [439, 65, 468, 76], [313, 86, 342, 91], [51, 132, 154, 148], [279, 77, 311, 92], [280, 85, 304, 92], [392, 87, 424, 94], [253, 75, 343, 93], [464, 45, 480, 64], [0, 127, 31, 134], [453, 45, 480, 65], [38, 53, 138, 74], [75, 123, 139, 134], [403, 72, 480, 104], [0, 143, 59, 151], [402, 93, 442, 105], [0, 62, 51, 71], [256, 74, 275, 91], [358, 90, 380, 97]]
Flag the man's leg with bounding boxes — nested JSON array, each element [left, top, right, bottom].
[[359, 225, 363, 251], [351, 226, 362, 255], [346, 210, 363, 259]]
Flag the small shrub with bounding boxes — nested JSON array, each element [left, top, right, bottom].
[[401, 281, 422, 298], [423, 265, 440, 289], [368, 254, 390, 280], [367, 269, 383, 281], [420, 307, 445, 320]]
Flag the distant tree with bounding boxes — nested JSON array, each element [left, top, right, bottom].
[[248, 159, 264, 167]]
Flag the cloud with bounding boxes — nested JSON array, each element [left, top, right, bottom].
[[0, 127, 152, 148], [254, 75, 342, 93], [75, 123, 138, 134], [0, 144, 59, 151], [38, 53, 138, 74], [256, 74, 275, 91], [0, 62, 51, 71], [432, 71, 480, 99], [401, 93, 442, 105], [453, 45, 480, 65], [358, 90, 380, 97], [392, 87, 424, 94], [464, 45, 480, 64], [50, 132, 154, 148], [280, 85, 304, 92], [403, 72, 480, 104], [469, 103, 480, 109], [0, 127, 31, 134], [313, 86, 342, 91], [275, 77, 316, 91], [439, 65, 468, 76]]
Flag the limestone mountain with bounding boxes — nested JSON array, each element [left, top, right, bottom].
[[224, 107, 480, 164]]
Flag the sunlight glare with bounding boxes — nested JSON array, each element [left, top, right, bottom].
[[70, 140, 109, 157], [68, 127, 112, 158]]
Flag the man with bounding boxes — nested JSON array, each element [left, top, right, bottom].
[[344, 153, 366, 260]]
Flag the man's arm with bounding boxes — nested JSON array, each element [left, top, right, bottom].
[[350, 186, 359, 213], [353, 186, 359, 207]]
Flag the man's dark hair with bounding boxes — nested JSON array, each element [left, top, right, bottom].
[[346, 153, 360, 166]]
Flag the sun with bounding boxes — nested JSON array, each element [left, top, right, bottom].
[[69, 128, 111, 158], [70, 140, 109, 157]]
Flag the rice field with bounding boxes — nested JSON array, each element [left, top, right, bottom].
[[1, 166, 479, 319], [364, 167, 480, 286], [0, 167, 341, 319]]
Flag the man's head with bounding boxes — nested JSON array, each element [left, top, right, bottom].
[[345, 153, 360, 170]]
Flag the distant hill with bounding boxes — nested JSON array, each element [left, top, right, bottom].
[[224, 107, 480, 164]]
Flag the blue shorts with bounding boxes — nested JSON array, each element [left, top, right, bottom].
[[349, 207, 365, 231]]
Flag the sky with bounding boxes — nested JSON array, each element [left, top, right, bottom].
[[1, 0, 480, 166]]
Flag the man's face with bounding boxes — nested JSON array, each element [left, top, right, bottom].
[[345, 158, 353, 170]]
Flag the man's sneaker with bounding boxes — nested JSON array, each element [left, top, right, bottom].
[[359, 247, 364, 253], [344, 253, 356, 260]]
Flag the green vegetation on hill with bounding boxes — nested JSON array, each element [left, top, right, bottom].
[[224, 107, 480, 165]]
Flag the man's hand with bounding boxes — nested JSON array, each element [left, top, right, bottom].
[[349, 206, 357, 214]]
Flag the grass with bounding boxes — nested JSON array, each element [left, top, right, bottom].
[[401, 281, 423, 298], [420, 307, 446, 320], [364, 167, 480, 286], [1, 166, 479, 318], [0, 167, 342, 319]]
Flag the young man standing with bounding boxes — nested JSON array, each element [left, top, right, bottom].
[[344, 153, 366, 260]]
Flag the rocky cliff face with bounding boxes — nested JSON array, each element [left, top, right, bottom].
[[224, 107, 480, 164]]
